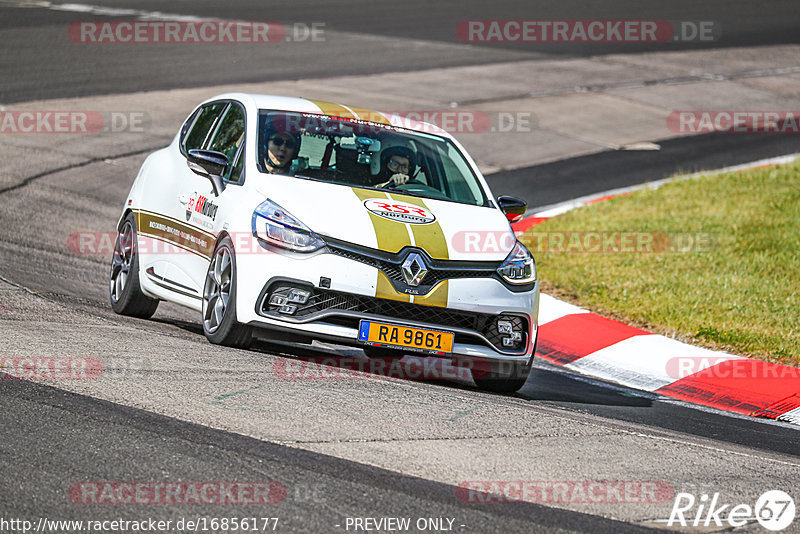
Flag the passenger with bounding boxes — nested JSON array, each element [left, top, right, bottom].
[[374, 146, 415, 188], [263, 129, 301, 174]]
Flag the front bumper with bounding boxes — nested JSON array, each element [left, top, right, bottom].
[[234, 244, 539, 363]]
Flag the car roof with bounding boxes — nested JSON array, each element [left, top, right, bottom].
[[201, 92, 454, 139]]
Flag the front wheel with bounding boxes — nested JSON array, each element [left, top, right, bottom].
[[472, 359, 532, 393], [109, 213, 159, 318], [202, 236, 252, 349]]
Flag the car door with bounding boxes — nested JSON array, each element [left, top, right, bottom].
[[138, 100, 232, 306], [174, 100, 249, 293]]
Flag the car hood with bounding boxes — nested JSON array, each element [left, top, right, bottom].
[[256, 177, 515, 261]]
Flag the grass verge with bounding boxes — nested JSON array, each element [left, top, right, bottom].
[[520, 160, 800, 366]]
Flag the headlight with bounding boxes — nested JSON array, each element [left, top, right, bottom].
[[497, 241, 537, 284], [251, 199, 325, 253]]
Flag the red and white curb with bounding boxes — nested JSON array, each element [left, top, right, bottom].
[[511, 154, 800, 425], [533, 295, 800, 424]]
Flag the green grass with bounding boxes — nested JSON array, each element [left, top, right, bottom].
[[520, 160, 800, 366]]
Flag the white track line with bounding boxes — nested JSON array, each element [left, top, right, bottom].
[[567, 335, 742, 392], [0, 0, 212, 21], [537, 293, 588, 325], [778, 408, 800, 425]]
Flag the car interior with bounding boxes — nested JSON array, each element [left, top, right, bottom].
[[257, 111, 487, 206]]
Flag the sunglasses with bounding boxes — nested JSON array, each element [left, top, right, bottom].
[[387, 157, 410, 173], [269, 136, 296, 149]]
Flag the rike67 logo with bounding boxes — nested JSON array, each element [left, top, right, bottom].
[[668, 490, 795, 531]]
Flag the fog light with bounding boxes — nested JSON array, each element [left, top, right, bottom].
[[269, 294, 288, 306], [268, 286, 312, 315], [287, 288, 310, 304], [279, 304, 298, 315], [497, 317, 524, 350], [497, 320, 513, 334]]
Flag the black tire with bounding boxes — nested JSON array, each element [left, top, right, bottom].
[[472, 358, 532, 393], [362, 346, 406, 379], [473, 330, 537, 393], [202, 236, 252, 349], [362, 345, 405, 360], [109, 213, 159, 318]]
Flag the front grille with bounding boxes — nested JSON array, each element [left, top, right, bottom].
[[326, 243, 497, 288], [260, 284, 528, 354], [424, 269, 490, 285], [298, 289, 486, 330]]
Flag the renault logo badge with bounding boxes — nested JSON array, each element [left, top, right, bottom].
[[401, 253, 428, 287]]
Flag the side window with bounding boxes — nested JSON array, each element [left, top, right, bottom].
[[178, 108, 200, 147], [183, 103, 227, 153], [207, 103, 246, 183], [226, 144, 245, 183], [207, 104, 245, 164], [437, 143, 484, 205]]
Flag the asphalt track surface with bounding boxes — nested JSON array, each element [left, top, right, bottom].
[[486, 133, 800, 209], [1, 0, 799, 103], [1, 1, 799, 533], [2, 379, 655, 534]]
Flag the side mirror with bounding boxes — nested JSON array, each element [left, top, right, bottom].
[[187, 149, 228, 196], [497, 195, 527, 223]]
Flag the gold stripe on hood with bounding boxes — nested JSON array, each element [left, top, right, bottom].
[[348, 107, 391, 124], [352, 188, 411, 302], [376, 271, 410, 303], [307, 99, 357, 119], [386, 193, 449, 261], [352, 188, 450, 307], [414, 280, 449, 308], [351, 188, 412, 254]]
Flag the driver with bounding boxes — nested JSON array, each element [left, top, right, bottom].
[[263, 129, 301, 175], [374, 146, 415, 188]]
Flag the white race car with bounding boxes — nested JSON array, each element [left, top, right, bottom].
[[110, 94, 539, 392]]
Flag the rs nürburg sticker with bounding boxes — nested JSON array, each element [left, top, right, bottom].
[[364, 199, 435, 224]]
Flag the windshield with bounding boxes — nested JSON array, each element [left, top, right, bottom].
[[257, 110, 489, 207]]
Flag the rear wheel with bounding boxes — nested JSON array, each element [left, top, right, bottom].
[[109, 213, 159, 318], [202, 236, 252, 349]]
